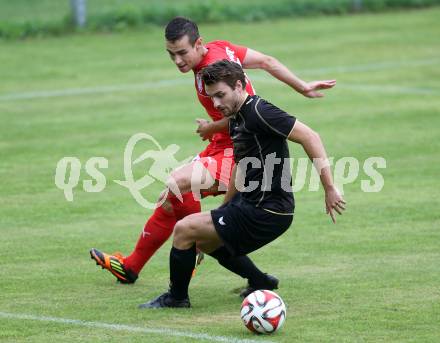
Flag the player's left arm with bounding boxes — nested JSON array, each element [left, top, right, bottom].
[[242, 48, 336, 98], [287, 120, 346, 223], [196, 117, 229, 140]]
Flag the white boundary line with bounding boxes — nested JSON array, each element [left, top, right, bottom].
[[0, 79, 189, 101], [0, 311, 274, 343], [298, 57, 440, 75], [253, 77, 437, 95], [0, 58, 438, 101]]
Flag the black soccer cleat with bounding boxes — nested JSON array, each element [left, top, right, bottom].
[[138, 292, 191, 309], [239, 274, 279, 299]]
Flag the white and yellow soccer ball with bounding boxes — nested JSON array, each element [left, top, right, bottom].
[[240, 290, 286, 334]]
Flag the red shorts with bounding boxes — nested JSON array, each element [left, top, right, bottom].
[[194, 145, 235, 195]]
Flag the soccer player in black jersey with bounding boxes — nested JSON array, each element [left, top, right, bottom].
[[140, 60, 346, 308]]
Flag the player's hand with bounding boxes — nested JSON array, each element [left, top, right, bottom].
[[324, 185, 346, 223], [301, 80, 336, 98], [196, 118, 213, 141]]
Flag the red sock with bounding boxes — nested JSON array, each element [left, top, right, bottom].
[[124, 192, 201, 275], [169, 192, 201, 220], [124, 206, 176, 274]]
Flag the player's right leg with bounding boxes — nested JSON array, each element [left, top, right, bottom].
[[90, 159, 217, 283], [90, 249, 138, 284]]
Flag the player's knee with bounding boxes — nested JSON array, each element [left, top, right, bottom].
[[161, 198, 173, 212], [173, 218, 192, 241], [166, 171, 191, 196], [157, 191, 173, 212], [174, 215, 199, 241]]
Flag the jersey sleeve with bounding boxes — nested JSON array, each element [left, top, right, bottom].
[[253, 98, 296, 138], [228, 42, 248, 62], [216, 40, 248, 63]]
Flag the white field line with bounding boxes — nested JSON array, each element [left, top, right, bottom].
[[0, 311, 274, 343], [337, 84, 438, 95], [0, 58, 438, 101], [253, 77, 438, 95], [0, 79, 189, 101], [298, 57, 440, 75]]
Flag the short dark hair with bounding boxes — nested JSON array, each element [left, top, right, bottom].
[[165, 17, 200, 46], [201, 60, 247, 90]]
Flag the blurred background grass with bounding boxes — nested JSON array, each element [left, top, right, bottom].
[[1, 0, 440, 38]]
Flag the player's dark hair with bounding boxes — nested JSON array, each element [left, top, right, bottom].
[[201, 60, 247, 90], [165, 17, 200, 46]]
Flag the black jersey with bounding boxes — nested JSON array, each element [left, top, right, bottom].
[[229, 95, 296, 214]]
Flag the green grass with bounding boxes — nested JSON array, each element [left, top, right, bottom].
[[2, 0, 439, 40], [0, 0, 287, 23], [0, 0, 173, 22], [1, 7, 440, 342]]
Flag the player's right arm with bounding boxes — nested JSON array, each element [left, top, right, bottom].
[[196, 117, 229, 140], [222, 164, 238, 204], [242, 48, 336, 98]]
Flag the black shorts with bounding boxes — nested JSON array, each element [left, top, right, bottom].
[[211, 193, 294, 257]]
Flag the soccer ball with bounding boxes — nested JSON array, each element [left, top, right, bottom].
[[240, 290, 286, 334]]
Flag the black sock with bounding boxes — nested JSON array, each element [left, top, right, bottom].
[[169, 245, 196, 300], [209, 247, 268, 287]]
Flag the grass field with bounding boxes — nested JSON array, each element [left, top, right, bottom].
[[0, 0, 276, 23], [0, 0, 179, 22], [1, 7, 440, 343]]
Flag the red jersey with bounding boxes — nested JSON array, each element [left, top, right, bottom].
[[193, 40, 255, 150]]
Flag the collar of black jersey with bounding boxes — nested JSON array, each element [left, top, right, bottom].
[[235, 95, 257, 119]]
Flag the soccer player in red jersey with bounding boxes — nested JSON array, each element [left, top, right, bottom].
[[90, 17, 336, 291]]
